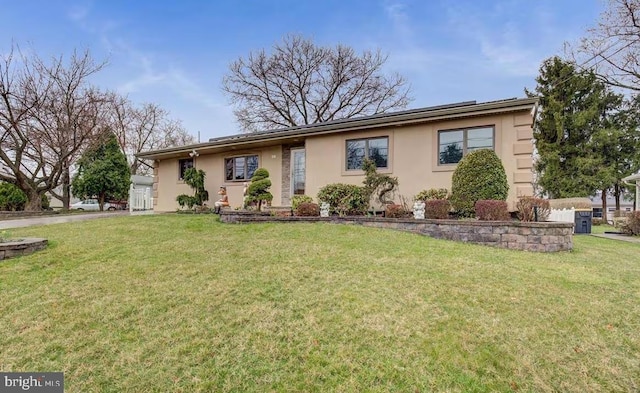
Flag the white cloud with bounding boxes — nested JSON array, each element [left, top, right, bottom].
[[377, 1, 439, 73], [441, 2, 560, 78], [67, 3, 91, 22], [384, 1, 413, 41]]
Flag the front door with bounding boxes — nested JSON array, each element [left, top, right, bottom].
[[291, 148, 306, 196]]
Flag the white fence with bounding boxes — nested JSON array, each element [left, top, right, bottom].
[[129, 186, 153, 211], [548, 208, 575, 233]]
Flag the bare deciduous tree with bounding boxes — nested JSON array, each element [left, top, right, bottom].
[[223, 35, 411, 132], [0, 47, 108, 211], [575, 0, 640, 91], [107, 97, 195, 175]]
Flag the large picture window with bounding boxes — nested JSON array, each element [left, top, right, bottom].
[[346, 137, 388, 170], [438, 126, 494, 165], [225, 155, 259, 181], [178, 158, 194, 180]]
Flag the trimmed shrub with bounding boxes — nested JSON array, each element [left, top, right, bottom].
[[620, 211, 640, 236], [548, 198, 592, 210], [613, 216, 628, 230], [613, 209, 629, 218], [414, 188, 449, 201], [385, 204, 410, 218], [41, 194, 50, 210], [450, 149, 508, 217], [246, 168, 273, 210], [475, 200, 510, 221], [176, 194, 197, 210], [592, 218, 603, 226], [0, 182, 27, 211], [317, 183, 368, 216], [295, 202, 320, 217], [361, 158, 398, 208], [425, 199, 451, 219], [291, 195, 313, 211], [176, 168, 209, 210], [516, 196, 551, 222]]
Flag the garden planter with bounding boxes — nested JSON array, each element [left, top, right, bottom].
[[0, 238, 48, 261]]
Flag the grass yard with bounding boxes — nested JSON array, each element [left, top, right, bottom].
[[1, 215, 639, 392]]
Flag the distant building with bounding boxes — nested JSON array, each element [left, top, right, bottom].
[[590, 191, 635, 222]]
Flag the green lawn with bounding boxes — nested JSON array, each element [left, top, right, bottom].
[[1, 215, 639, 392]]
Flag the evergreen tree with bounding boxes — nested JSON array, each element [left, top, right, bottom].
[[528, 57, 623, 198], [72, 133, 131, 211], [593, 95, 640, 210]]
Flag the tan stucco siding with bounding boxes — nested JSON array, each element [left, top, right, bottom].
[[156, 159, 197, 212], [154, 145, 283, 212], [154, 109, 534, 212], [304, 110, 534, 210]]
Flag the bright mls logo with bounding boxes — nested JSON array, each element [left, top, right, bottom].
[[0, 372, 64, 392]]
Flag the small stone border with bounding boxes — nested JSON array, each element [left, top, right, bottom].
[[0, 211, 61, 220], [0, 238, 48, 261], [219, 211, 573, 252]]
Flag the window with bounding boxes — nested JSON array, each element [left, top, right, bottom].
[[346, 137, 388, 170], [225, 155, 258, 181], [593, 208, 603, 218], [291, 149, 305, 195], [178, 158, 193, 180], [438, 126, 494, 165]]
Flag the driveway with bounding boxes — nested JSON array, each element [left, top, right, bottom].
[[0, 211, 153, 229]]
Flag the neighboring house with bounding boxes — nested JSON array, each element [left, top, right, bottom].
[[129, 175, 154, 211], [131, 174, 154, 191], [138, 98, 538, 212], [590, 191, 635, 222]]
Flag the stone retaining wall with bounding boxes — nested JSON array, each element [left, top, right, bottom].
[[0, 238, 48, 260], [219, 211, 573, 252]]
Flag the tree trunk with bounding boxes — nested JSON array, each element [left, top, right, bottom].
[[98, 193, 105, 211], [614, 183, 621, 211], [601, 189, 607, 223], [24, 189, 43, 211], [62, 163, 71, 210]]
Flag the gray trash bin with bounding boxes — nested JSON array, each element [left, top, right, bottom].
[[574, 209, 592, 234]]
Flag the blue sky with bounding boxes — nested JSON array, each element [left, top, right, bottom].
[[2, 0, 603, 141]]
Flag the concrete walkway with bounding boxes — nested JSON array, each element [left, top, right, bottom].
[[591, 233, 640, 244], [0, 210, 154, 229]]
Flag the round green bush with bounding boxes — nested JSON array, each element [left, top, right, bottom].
[[251, 168, 270, 181], [291, 195, 313, 211], [317, 183, 368, 216], [0, 182, 27, 211], [450, 149, 508, 217], [414, 188, 449, 201]]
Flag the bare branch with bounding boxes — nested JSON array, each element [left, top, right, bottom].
[[107, 96, 195, 175], [0, 45, 110, 210], [573, 0, 640, 91], [222, 35, 412, 132]]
